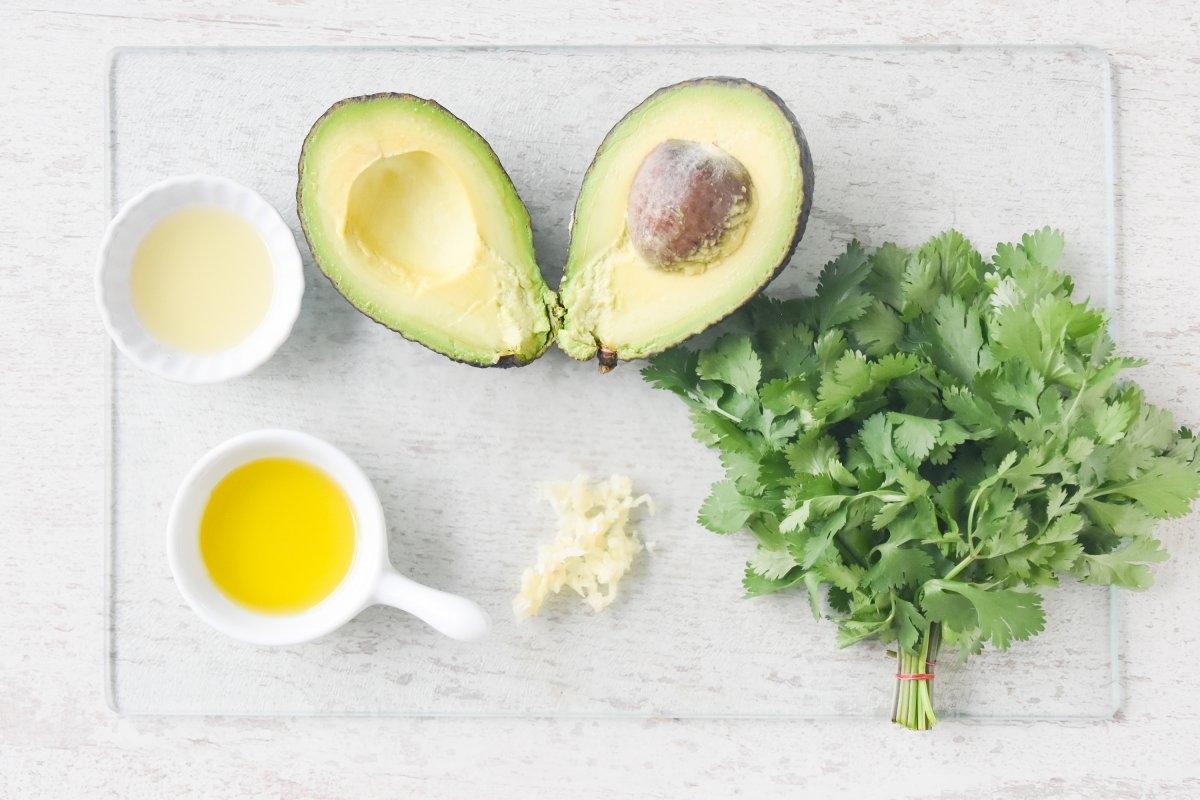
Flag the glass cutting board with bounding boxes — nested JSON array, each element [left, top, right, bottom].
[[106, 45, 1119, 717]]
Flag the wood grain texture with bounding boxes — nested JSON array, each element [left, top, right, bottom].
[[1, 1, 1200, 798]]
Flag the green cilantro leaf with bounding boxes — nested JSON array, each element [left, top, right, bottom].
[[815, 350, 875, 417], [864, 242, 909, 308], [889, 413, 942, 464], [892, 597, 927, 653], [859, 413, 901, 474], [922, 581, 1046, 650], [698, 480, 765, 534], [697, 334, 761, 398], [1101, 459, 1200, 518], [1021, 226, 1065, 268], [641, 348, 699, 397], [761, 323, 818, 379], [1072, 537, 1168, 590], [851, 299, 905, 356], [812, 241, 875, 331], [743, 564, 805, 597], [865, 544, 936, 592], [720, 449, 762, 492], [917, 229, 984, 298], [747, 546, 799, 579], [928, 294, 990, 384]]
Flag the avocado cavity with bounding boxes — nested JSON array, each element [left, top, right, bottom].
[[344, 151, 477, 282]]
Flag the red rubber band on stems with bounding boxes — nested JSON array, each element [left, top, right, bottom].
[[895, 672, 935, 681]]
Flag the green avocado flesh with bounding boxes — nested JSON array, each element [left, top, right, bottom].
[[557, 78, 813, 369], [297, 94, 560, 366]]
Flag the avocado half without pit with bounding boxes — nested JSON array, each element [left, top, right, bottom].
[[297, 93, 560, 367], [557, 78, 814, 371]]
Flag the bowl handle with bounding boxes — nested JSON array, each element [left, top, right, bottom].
[[372, 568, 491, 642]]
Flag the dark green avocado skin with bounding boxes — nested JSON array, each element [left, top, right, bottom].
[[570, 77, 815, 372], [296, 93, 551, 369]]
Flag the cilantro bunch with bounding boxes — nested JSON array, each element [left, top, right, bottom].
[[643, 229, 1200, 730]]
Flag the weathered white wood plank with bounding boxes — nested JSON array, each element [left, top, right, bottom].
[[2, 2, 1200, 798]]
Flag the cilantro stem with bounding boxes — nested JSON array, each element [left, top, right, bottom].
[[945, 480, 993, 581], [708, 406, 744, 423], [1090, 484, 1132, 499], [1064, 375, 1087, 424], [687, 391, 744, 423], [892, 623, 940, 730], [964, 484, 987, 548], [942, 551, 977, 582], [834, 532, 869, 569]]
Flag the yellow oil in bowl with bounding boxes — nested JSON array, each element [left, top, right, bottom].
[[199, 457, 356, 614]]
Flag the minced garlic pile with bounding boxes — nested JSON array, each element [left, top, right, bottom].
[[513, 474, 652, 621]]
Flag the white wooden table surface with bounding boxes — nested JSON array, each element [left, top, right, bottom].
[[2, 2, 1199, 797]]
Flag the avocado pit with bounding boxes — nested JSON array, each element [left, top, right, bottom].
[[555, 77, 813, 369], [626, 139, 754, 270]]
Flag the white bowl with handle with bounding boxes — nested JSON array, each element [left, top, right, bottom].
[[167, 428, 491, 646]]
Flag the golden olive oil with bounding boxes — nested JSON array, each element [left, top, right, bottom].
[[130, 206, 273, 353], [199, 458, 356, 614]]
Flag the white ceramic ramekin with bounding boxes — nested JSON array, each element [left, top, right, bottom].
[[166, 429, 491, 646], [95, 175, 305, 383]]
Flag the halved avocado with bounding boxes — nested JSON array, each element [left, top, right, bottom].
[[298, 94, 560, 367], [557, 78, 813, 371]]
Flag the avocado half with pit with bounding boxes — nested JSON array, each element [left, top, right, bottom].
[[557, 78, 813, 370], [298, 94, 560, 367]]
